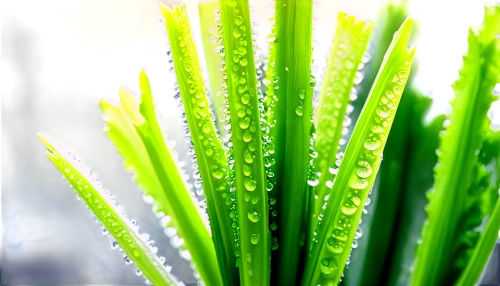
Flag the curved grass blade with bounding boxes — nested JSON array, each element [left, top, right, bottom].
[[343, 5, 426, 284], [410, 6, 500, 285], [101, 70, 222, 285], [385, 113, 447, 285], [160, 5, 237, 285], [302, 18, 415, 286], [311, 12, 374, 238], [349, 3, 409, 129], [219, 0, 270, 284], [37, 133, 182, 286], [457, 185, 500, 285]]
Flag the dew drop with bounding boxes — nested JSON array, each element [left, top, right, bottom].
[[376, 106, 391, 118], [246, 253, 252, 262], [241, 94, 250, 105], [356, 160, 373, 178], [270, 222, 277, 230], [364, 138, 381, 150], [320, 258, 337, 276], [244, 178, 257, 191], [266, 33, 276, 43], [250, 234, 260, 244], [341, 203, 357, 215], [243, 130, 252, 142], [233, 27, 241, 38], [244, 150, 254, 163], [295, 106, 304, 117], [247, 210, 261, 222], [298, 89, 306, 100], [235, 16, 243, 25]]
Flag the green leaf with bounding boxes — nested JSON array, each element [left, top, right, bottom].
[[37, 133, 182, 286], [411, 5, 500, 285], [311, 11, 374, 239], [302, 18, 415, 285], [343, 6, 426, 285], [160, 4, 237, 285], [456, 184, 500, 285], [386, 113, 447, 285], [198, 0, 227, 137], [263, 1, 314, 283], [101, 70, 222, 285], [350, 3, 409, 126], [344, 90, 436, 286], [219, 1, 270, 284]]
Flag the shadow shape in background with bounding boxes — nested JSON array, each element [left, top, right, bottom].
[[1, 4, 195, 285]]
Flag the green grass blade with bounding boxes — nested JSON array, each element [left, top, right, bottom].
[[342, 4, 422, 284], [101, 70, 222, 285], [261, 1, 314, 283], [37, 133, 182, 286], [456, 196, 500, 285], [198, 0, 226, 136], [302, 19, 415, 285], [410, 6, 500, 285], [386, 113, 446, 285], [160, 4, 237, 285], [311, 12, 374, 238], [343, 90, 434, 286], [219, 0, 270, 284], [349, 3, 409, 127]]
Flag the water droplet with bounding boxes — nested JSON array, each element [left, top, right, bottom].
[[251, 196, 259, 204], [355, 227, 363, 239], [307, 178, 319, 187], [250, 234, 260, 244], [266, 33, 276, 42], [295, 106, 304, 116], [212, 170, 223, 179], [376, 106, 391, 118], [235, 16, 243, 25], [202, 123, 211, 134], [233, 27, 241, 38], [356, 160, 373, 178], [248, 269, 254, 276], [135, 269, 143, 276], [364, 138, 381, 150], [241, 94, 250, 105], [243, 164, 252, 176], [270, 222, 277, 230], [393, 85, 402, 95], [240, 59, 248, 66], [237, 109, 246, 117], [244, 150, 254, 163], [310, 75, 316, 87], [243, 130, 252, 142], [298, 90, 306, 100], [341, 203, 357, 215], [246, 253, 252, 262], [320, 258, 337, 276], [244, 178, 257, 191], [247, 210, 261, 222]]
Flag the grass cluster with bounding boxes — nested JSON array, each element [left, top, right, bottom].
[[38, 1, 500, 285]]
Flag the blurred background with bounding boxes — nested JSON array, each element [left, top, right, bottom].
[[2, 0, 499, 285]]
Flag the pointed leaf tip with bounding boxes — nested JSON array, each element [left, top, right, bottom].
[[37, 132, 55, 152]]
